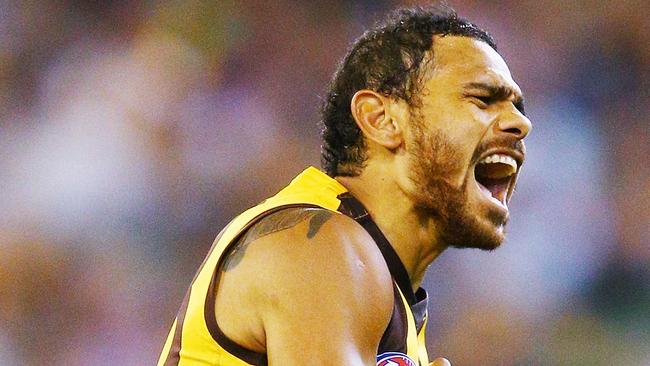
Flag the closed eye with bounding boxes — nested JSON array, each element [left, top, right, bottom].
[[463, 82, 527, 116], [469, 95, 526, 116], [470, 95, 492, 107], [474, 96, 492, 104]]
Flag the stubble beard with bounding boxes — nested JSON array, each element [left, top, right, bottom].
[[407, 114, 506, 251]]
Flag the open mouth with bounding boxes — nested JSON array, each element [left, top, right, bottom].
[[474, 153, 518, 209]]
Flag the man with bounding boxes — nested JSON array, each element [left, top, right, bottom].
[[158, 6, 531, 366]]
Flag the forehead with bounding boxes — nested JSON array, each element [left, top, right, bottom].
[[426, 35, 520, 93]]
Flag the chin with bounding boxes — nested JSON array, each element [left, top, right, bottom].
[[462, 227, 505, 250], [441, 204, 509, 251], [411, 181, 510, 251], [448, 223, 506, 251]]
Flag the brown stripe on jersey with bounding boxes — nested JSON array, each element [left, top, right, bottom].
[[378, 283, 409, 354], [204, 204, 321, 366], [337, 193, 417, 305], [205, 237, 268, 366], [338, 192, 431, 355], [163, 287, 192, 366]]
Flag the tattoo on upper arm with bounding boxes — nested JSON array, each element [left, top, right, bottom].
[[222, 208, 334, 271]]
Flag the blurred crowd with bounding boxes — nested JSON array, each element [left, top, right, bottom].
[[1, 1, 648, 365]]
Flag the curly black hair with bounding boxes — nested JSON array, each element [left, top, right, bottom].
[[320, 5, 496, 177]]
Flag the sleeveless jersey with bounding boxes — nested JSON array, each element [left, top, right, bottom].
[[158, 167, 430, 366]]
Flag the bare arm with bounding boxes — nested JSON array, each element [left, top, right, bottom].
[[215, 207, 394, 365]]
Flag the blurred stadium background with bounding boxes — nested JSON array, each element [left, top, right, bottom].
[[1, 0, 648, 365]]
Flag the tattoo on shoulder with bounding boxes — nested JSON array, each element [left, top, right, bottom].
[[307, 210, 332, 239], [222, 208, 333, 271]]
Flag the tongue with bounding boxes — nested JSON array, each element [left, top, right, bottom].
[[479, 177, 510, 205]]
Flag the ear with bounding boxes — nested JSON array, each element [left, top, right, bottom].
[[350, 90, 403, 149]]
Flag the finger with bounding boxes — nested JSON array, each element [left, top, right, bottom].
[[429, 357, 451, 366]]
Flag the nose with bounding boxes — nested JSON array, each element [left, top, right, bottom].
[[496, 110, 532, 140]]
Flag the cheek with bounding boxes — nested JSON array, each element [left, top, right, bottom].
[[443, 117, 490, 170], [422, 102, 488, 147], [433, 121, 481, 161], [447, 108, 490, 140]]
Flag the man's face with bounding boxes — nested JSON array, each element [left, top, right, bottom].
[[406, 36, 531, 250]]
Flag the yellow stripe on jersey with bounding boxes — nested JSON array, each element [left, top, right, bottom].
[[398, 287, 420, 362], [418, 317, 430, 365]]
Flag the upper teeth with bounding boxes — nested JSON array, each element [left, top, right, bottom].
[[479, 154, 518, 171]]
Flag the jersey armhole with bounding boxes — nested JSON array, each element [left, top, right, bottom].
[[377, 282, 409, 355], [203, 204, 324, 366]]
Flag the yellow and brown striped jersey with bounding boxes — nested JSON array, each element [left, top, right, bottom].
[[158, 167, 430, 366]]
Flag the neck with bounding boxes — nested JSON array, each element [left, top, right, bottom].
[[336, 164, 447, 291]]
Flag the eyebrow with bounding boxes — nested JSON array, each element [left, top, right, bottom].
[[464, 82, 526, 115]]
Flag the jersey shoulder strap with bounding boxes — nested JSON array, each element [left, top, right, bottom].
[[337, 192, 429, 365]]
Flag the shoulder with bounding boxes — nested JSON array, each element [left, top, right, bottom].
[[216, 206, 394, 350], [223, 206, 391, 284], [222, 206, 343, 274]]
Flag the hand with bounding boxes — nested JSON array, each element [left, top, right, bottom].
[[429, 357, 451, 366]]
